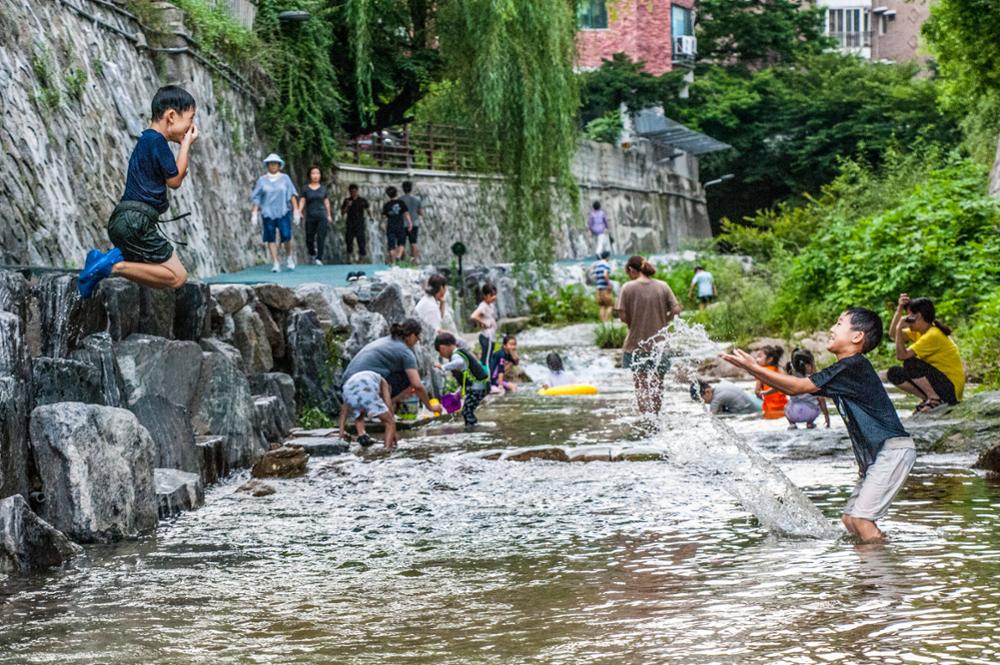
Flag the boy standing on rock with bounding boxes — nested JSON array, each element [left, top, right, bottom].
[[721, 307, 916, 543], [78, 85, 198, 298]]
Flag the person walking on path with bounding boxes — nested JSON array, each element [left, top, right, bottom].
[[587, 201, 611, 258], [78, 85, 197, 297], [616, 255, 682, 415], [688, 265, 716, 310], [250, 154, 299, 273], [888, 294, 965, 413], [340, 184, 371, 263], [399, 180, 423, 262], [591, 250, 614, 322], [298, 165, 331, 265], [381, 186, 411, 265]]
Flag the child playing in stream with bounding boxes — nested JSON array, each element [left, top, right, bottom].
[[784, 349, 831, 429], [78, 86, 198, 298], [338, 370, 398, 450], [721, 308, 916, 543], [490, 335, 520, 393], [543, 353, 576, 389], [470, 283, 499, 371], [754, 346, 788, 419], [435, 333, 490, 428]]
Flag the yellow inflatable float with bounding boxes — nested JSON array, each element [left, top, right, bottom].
[[537, 384, 599, 396]]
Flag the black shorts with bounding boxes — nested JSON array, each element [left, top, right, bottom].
[[387, 225, 407, 250], [406, 226, 419, 244], [698, 295, 715, 304], [107, 200, 173, 263], [887, 357, 958, 404]]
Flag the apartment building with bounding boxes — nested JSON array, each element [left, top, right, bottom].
[[817, 0, 934, 63], [576, 0, 697, 74]]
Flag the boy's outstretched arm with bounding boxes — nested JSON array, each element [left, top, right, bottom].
[[166, 124, 198, 189], [720, 349, 818, 396]]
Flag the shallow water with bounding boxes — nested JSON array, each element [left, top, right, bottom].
[[2, 324, 998, 664]]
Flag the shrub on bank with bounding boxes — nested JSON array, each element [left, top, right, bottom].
[[594, 323, 627, 349], [527, 284, 598, 325]]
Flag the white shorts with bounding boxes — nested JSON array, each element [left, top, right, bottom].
[[844, 437, 916, 521], [343, 371, 388, 421]]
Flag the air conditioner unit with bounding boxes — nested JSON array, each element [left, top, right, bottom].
[[674, 35, 697, 57]]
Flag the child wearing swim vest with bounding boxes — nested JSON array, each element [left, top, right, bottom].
[[434, 332, 490, 428], [754, 345, 788, 419]]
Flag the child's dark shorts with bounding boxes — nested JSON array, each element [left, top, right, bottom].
[[107, 201, 173, 264]]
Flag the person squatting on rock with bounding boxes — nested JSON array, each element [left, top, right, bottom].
[[340, 184, 371, 263], [251, 153, 299, 273], [888, 294, 965, 414], [697, 380, 761, 415], [721, 308, 916, 543], [339, 371, 398, 450], [434, 332, 490, 428], [298, 165, 332, 265], [490, 335, 520, 393], [784, 348, 831, 429], [79, 85, 197, 298]]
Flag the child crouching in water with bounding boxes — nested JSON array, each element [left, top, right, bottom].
[[339, 371, 398, 450], [490, 335, 520, 393], [543, 353, 575, 388], [722, 308, 916, 542], [435, 333, 490, 428], [784, 348, 830, 429], [754, 345, 788, 419]]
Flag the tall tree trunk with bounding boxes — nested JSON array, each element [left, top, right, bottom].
[[991, 134, 1000, 198]]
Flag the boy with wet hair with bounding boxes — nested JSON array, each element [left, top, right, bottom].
[[434, 332, 490, 428], [78, 85, 198, 298], [721, 307, 915, 543]]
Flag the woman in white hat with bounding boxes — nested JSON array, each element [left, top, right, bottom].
[[250, 153, 300, 272]]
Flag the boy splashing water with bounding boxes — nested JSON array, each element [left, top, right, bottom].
[[78, 85, 197, 297], [721, 308, 915, 542]]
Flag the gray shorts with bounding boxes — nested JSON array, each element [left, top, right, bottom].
[[844, 437, 916, 521], [343, 371, 388, 421]]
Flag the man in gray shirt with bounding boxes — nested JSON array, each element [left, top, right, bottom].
[[400, 180, 422, 261], [698, 380, 762, 415]]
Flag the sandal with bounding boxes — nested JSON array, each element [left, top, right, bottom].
[[915, 398, 943, 414]]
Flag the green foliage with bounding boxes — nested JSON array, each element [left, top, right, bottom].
[[528, 284, 598, 325], [30, 50, 60, 112], [64, 67, 87, 102], [962, 288, 1000, 388], [298, 405, 335, 429], [593, 322, 627, 349], [578, 52, 665, 123], [584, 110, 622, 144], [170, 0, 260, 66]]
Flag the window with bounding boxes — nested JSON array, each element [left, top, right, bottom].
[[878, 14, 889, 35], [578, 0, 608, 30], [672, 5, 693, 37], [826, 8, 871, 49]]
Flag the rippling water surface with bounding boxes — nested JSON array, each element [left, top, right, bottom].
[[2, 324, 998, 664]]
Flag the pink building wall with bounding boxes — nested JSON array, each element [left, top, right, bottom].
[[576, 0, 694, 75]]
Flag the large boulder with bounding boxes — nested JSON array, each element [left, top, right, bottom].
[[173, 280, 211, 341], [254, 284, 300, 312], [195, 435, 227, 485], [71, 333, 125, 408], [343, 310, 389, 362], [232, 305, 274, 374], [189, 342, 267, 469], [31, 357, 105, 407], [974, 444, 1000, 476], [0, 495, 82, 576], [96, 278, 140, 341], [254, 300, 285, 359], [0, 270, 29, 320], [154, 469, 204, 518], [294, 283, 350, 332], [29, 403, 158, 543], [130, 395, 200, 473], [368, 282, 408, 325], [30, 273, 107, 358], [113, 335, 204, 408], [286, 308, 334, 411], [251, 372, 297, 420], [137, 287, 176, 338], [254, 396, 294, 445], [210, 284, 254, 316], [0, 311, 31, 498]]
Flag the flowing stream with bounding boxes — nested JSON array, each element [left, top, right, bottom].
[[1, 323, 998, 664]]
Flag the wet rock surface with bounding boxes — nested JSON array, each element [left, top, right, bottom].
[[114, 335, 204, 408], [173, 281, 211, 341], [289, 437, 350, 456], [0, 309, 32, 498], [30, 403, 158, 543], [154, 469, 204, 518], [31, 357, 105, 407], [254, 396, 294, 445], [97, 278, 140, 340], [71, 333, 124, 407], [237, 479, 276, 497], [0, 495, 82, 576], [130, 395, 200, 473], [286, 308, 334, 411], [250, 445, 309, 479], [195, 435, 227, 486]]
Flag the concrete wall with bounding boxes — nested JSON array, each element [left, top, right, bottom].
[[0, 0, 266, 277], [325, 139, 711, 267]]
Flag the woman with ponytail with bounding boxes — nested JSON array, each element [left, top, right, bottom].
[[616, 255, 682, 414], [888, 294, 965, 412]]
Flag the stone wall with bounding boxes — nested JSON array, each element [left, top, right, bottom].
[[327, 138, 711, 266], [0, 0, 266, 276]]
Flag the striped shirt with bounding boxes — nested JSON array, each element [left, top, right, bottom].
[[591, 260, 611, 290]]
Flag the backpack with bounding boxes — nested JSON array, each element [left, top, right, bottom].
[[456, 348, 489, 382]]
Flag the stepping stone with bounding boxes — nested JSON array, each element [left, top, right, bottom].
[[289, 428, 338, 438], [290, 437, 350, 456], [154, 469, 204, 519], [251, 444, 308, 478]]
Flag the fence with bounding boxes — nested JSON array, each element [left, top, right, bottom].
[[337, 124, 498, 173]]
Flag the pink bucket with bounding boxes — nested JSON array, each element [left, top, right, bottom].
[[440, 391, 463, 414]]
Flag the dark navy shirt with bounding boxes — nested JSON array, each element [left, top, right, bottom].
[[121, 129, 178, 213], [382, 199, 409, 231], [810, 354, 910, 476]]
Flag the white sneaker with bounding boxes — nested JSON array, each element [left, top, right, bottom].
[[313, 258, 323, 266], [271, 262, 281, 273], [286, 255, 296, 270]]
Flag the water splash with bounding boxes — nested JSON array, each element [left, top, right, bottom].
[[643, 319, 840, 539]]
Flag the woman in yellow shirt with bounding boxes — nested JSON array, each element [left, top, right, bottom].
[[888, 294, 965, 413]]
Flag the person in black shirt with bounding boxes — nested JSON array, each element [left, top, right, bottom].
[[298, 166, 332, 265], [721, 307, 916, 543], [381, 185, 411, 265], [340, 184, 371, 263]]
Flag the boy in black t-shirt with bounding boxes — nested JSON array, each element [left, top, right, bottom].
[[381, 186, 411, 265], [721, 307, 915, 542]]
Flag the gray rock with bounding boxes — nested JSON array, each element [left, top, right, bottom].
[[503, 447, 571, 462], [254, 284, 299, 312], [369, 282, 408, 325], [974, 444, 1000, 475], [130, 395, 200, 473], [286, 308, 335, 411], [195, 435, 227, 485], [251, 372, 297, 420], [254, 300, 285, 359], [71, 333, 124, 407], [344, 310, 389, 362], [30, 403, 158, 543], [114, 335, 204, 408], [291, 437, 350, 456], [232, 304, 273, 374], [137, 287, 176, 338], [210, 284, 254, 315], [0, 269, 29, 321], [174, 280, 211, 341], [0, 311, 31, 498], [255, 395, 294, 444], [237, 479, 276, 497], [31, 357, 105, 407], [0, 495, 82, 576], [199, 337, 244, 366], [190, 344, 267, 469], [96, 278, 140, 340], [154, 468, 204, 518], [251, 445, 309, 478], [294, 283, 350, 332], [31, 273, 108, 358]]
